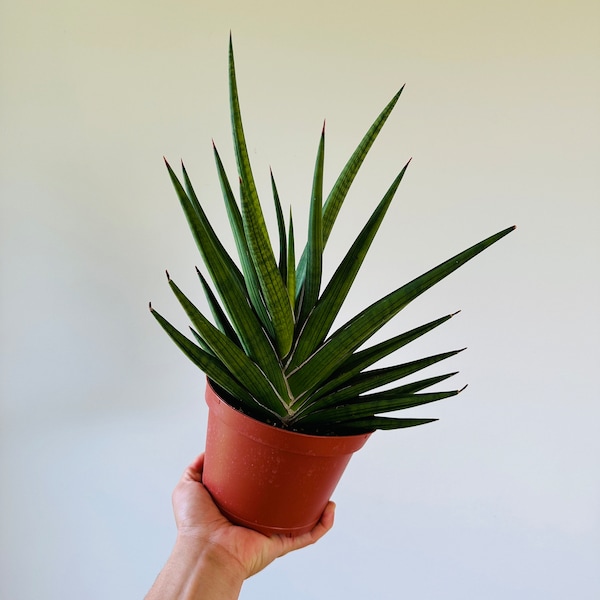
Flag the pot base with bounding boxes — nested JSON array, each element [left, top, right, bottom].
[[216, 505, 319, 537]]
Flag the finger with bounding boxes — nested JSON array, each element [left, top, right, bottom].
[[318, 501, 336, 532], [308, 501, 336, 542], [185, 453, 205, 482], [278, 501, 336, 554]]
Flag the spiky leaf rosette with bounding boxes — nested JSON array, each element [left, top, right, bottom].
[[150, 38, 515, 435]]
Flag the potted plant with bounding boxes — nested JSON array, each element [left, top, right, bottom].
[[150, 37, 515, 536]]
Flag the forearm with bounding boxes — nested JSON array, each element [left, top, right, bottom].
[[145, 534, 245, 600]]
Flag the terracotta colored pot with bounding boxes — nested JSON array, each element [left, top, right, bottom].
[[202, 382, 371, 536]]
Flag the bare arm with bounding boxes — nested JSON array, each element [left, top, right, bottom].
[[145, 454, 336, 600]]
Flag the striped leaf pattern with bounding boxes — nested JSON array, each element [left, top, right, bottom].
[[151, 38, 515, 434]]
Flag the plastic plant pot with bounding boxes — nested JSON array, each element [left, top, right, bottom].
[[202, 381, 371, 536]]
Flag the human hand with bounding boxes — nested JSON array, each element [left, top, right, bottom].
[[172, 453, 336, 579], [146, 454, 335, 599]]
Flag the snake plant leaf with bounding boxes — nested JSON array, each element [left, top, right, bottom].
[[288, 225, 515, 397], [287, 208, 296, 309], [289, 160, 411, 370], [296, 388, 462, 425], [367, 380, 467, 403], [308, 312, 458, 402], [229, 38, 294, 357], [325, 416, 438, 434], [294, 313, 458, 407], [154, 41, 516, 434], [375, 372, 459, 395], [165, 160, 285, 390], [240, 179, 295, 356], [189, 327, 216, 355], [297, 123, 326, 326], [166, 159, 243, 290], [196, 268, 241, 346], [167, 275, 286, 415], [149, 304, 257, 407], [212, 143, 274, 338], [295, 86, 405, 297], [228, 37, 260, 206], [270, 169, 287, 283], [327, 351, 462, 400], [293, 372, 459, 423], [298, 350, 463, 412]]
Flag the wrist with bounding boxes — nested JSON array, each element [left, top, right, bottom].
[[146, 533, 245, 600], [180, 530, 248, 585], [176, 530, 247, 579]]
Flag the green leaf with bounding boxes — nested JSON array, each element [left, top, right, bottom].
[[288, 225, 516, 396], [296, 388, 462, 425], [340, 312, 458, 375], [297, 123, 325, 326], [325, 416, 438, 434], [188, 326, 214, 355], [168, 159, 243, 288], [287, 208, 296, 309], [240, 180, 295, 357], [164, 159, 285, 394], [149, 303, 261, 410], [296, 86, 405, 296], [364, 378, 466, 402], [211, 143, 274, 338], [229, 39, 295, 356], [378, 372, 458, 395], [289, 161, 410, 369], [196, 268, 241, 346], [167, 275, 286, 415], [297, 350, 463, 413], [307, 312, 458, 402], [270, 169, 288, 283], [228, 37, 260, 209], [293, 372, 458, 422]]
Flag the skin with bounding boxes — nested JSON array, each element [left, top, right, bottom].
[[145, 454, 336, 599]]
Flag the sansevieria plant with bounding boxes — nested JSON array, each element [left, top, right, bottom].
[[150, 38, 515, 436]]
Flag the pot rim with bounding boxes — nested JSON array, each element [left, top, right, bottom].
[[205, 380, 371, 455]]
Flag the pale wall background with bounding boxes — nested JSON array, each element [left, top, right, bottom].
[[1, 1, 599, 599]]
